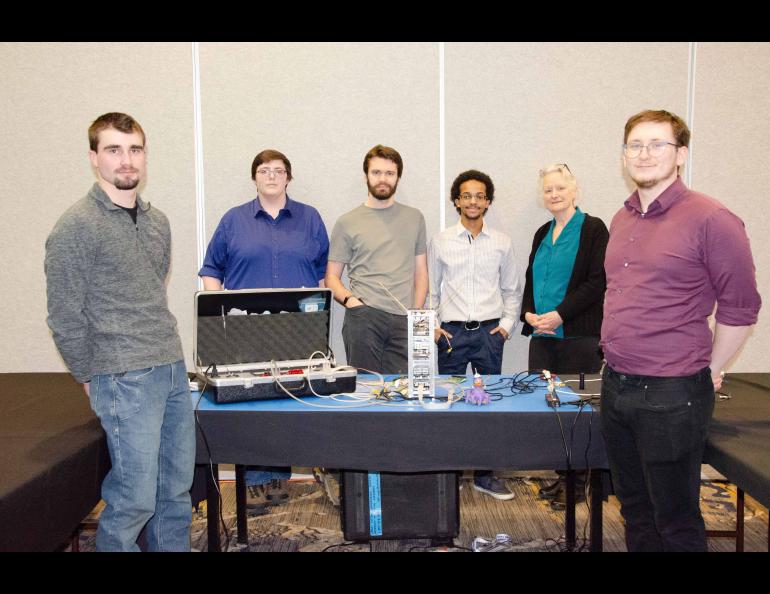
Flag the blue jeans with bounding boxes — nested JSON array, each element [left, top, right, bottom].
[[437, 320, 505, 375], [89, 360, 195, 551], [600, 365, 715, 552], [245, 467, 291, 486]]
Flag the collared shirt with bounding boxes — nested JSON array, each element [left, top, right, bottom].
[[601, 177, 761, 377], [199, 195, 329, 290], [532, 208, 586, 339], [428, 221, 522, 335]]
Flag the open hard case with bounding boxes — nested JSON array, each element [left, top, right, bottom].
[[194, 288, 357, 403]]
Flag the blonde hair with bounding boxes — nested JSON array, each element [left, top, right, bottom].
[[538, 163, 580, 205]]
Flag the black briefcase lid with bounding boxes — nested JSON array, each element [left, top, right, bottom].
[[193, 288, 334, 371]]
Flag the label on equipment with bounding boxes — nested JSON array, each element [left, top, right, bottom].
[[368, 471, 383, 536]]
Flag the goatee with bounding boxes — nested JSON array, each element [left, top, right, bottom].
[[114, 178, 140, 191]]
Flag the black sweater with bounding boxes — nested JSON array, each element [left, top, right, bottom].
[[520, 213, 609, 338]]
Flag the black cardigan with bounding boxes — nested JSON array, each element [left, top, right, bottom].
[[520, 213, 609, 338]]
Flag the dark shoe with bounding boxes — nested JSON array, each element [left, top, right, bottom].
[[538, 479, 562, 499], [246, 485, 268, 515], [549, 483, 586, 510], [265, 479, 290, 505], [473, 476, 515, 501]]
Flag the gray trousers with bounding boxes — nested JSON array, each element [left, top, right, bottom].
[[342, 305, 408, 374]]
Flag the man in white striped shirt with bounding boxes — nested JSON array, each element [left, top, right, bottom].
[[428, 169, 523, 499]]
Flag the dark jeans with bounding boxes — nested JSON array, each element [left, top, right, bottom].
[[528, 335, 603, 374], [600, 365, 715, 552], [342, 305, 408, 374], [437, 320, 505, 375], [438, 320, 504, 482]]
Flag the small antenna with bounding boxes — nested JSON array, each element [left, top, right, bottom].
[[377, 281, 410, 314], [433, 280, 468, 319]]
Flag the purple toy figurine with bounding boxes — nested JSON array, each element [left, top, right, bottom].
[[465, 371, 490, 406]]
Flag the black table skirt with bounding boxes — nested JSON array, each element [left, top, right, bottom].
[[0, 373, 110, 551], [194, 398, 607, 472], [704, 373, 770, 509]]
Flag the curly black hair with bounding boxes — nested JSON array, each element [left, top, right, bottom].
[[450, 170, 494, 215]]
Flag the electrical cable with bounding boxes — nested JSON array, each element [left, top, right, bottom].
[[193, 365, 231, 552], [580, 403, 596, 550], [408, 543, 473, 552], [270, 363, 380, 409], [320, 541, 361, 552], [550, 404, 571, 467], [483, 371, 550, 397], [550, 392, 597, 552]]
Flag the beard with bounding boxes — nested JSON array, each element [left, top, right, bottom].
[[113, 177, 140, 190], [368, 179, 398, 201]]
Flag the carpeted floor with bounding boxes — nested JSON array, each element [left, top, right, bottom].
[[69, 471, 769, 552]]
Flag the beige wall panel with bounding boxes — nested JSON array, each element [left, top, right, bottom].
[[0, 42, 198, 373], [4, 42, 764, 377], [691, 42, 770, 372], [198, 42, 440, 364], [444, 42, 690, 373]]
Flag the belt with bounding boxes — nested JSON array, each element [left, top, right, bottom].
[[446, 319, 499, 331], [605, 365, 710, 385]]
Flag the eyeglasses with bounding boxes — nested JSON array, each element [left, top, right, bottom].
[[622, 141, 680, 158], [256, 168, 287, 177], [369, 169, 397, 179], [539, 163, 572, 177], [458, 193, 488, 202]]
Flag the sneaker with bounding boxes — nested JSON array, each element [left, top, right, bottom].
[[246, 485, 268, 515], [265, 479, 290, 505], [473, 476, 515, 501], [313, 468, 340, 507]]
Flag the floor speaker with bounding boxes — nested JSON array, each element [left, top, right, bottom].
[[341, 470, 459, 541]]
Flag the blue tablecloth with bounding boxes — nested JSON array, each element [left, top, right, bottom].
[[193, 374, 589, 413], [192, 374, 605, 472]]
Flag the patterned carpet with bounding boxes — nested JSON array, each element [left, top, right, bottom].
[[69, 472, 769, 552]]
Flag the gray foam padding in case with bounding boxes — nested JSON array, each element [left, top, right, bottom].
[[197, 310, 330, 365]]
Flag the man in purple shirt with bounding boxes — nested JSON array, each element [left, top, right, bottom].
[[600, 110, 761, 552]]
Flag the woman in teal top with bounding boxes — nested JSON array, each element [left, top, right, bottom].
[[520, 163, 609, 509], [531, 205, 585, 339], [521, 163, 608, 373]]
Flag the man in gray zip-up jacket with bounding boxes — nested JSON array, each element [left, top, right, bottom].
[[45, 113, 194, 552]]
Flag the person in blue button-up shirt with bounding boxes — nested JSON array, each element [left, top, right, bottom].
[[199, 150, 328, 291], [199, 149, 329, 513]]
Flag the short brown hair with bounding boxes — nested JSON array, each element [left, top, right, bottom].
[[251, 149, 293, 181], [624, 109, 691, 148], [88, 112, 145, 151], [363, 144, 403, 178]]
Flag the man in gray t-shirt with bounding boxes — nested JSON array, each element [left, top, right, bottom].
[[326, 144, 428, 374]]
